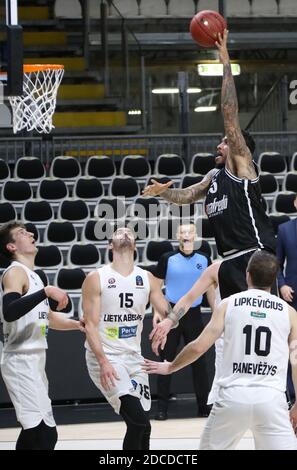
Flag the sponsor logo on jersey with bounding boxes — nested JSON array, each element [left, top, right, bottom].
[[105, 327, 119, 339], [251, 311, 266, 319], [40, 324, 49, 338], [108, 278, 117, 288], [136, 275, 143, 286], [196, 263, 203, 270], [205, 195, 228, 217], [131, 379, 137, 390], [119, 326, 138, 338], [104, 325, 138, 339]]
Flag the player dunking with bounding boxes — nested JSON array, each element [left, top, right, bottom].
[[143, 30, 276, 299], [0, 222, 83, 450], [82, 226, 173, 450], [145, 251, 297, 450]]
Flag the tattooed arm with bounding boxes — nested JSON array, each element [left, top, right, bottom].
[[142, 169, 217, 203], [216, 30, 257, 180]]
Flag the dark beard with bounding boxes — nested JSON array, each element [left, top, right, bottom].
[[215, 162, 225, 169]]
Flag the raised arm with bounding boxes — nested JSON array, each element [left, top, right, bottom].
[[144, 299, 227, 375], [82, 271, 119, 391], [216, 30, 256, 179], [149, 262, 220, 355], [173, 262, 219, 319], [142, 169, 217, 204]]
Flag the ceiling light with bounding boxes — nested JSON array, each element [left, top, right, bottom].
[[152, 87, 202, 94], [194, 106, 217, 112], [128, 109, 142, 115], [197, 63, 241, 76], [152, 88, 179, 94], [187, 87, 202, 94]]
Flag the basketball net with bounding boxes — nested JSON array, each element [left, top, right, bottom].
[[8, 64, 64, 134]]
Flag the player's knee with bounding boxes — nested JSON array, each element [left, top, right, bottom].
[[120, 394, 150, 429]]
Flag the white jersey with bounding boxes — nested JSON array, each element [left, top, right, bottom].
[[0, 261, 49, 353], [218, 289, 290, 392], [85, 264, 150, 355]]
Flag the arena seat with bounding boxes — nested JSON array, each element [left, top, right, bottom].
[[73, 177, 104, 202], [282, 172, 297, 192], [37, 178, 68, 203], [67, 243, 101, 269], [180, 174, 204, 188], [0, 202, 17, 224], [35, 245, 63, 270], [155, 154, 185, 180], [190, 153, 215, 175], [142, 239, 173, 264], [58, 199, 90, 223], [2, 180, 32, 204], [120, 155, 151, 182], [0, 159, 10, 183], [272, 192, 297, 215], [22, 201, 54, 225], [44, 221, 77, 245], [268, 213, 290, 235], [50, 156, 81, 181], [94, 197, 126, 221], [109, 176, 140, 199], [14, 157, 45, 182]]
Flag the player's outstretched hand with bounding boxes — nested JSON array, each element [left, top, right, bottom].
[[149, 318, 173, 356], [215, 29, 229, 65], [143, 358, 171, 375], [142, 179, 173, 197]]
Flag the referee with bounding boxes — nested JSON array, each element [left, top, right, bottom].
[[152, 223, 215, 420]]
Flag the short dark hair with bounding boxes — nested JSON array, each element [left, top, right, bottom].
[[241, 130, 256, 155], [0, 222, 25, 261], [247, 251, 279, 289]]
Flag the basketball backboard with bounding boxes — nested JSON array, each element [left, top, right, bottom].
[[0, 0, 23, 97]]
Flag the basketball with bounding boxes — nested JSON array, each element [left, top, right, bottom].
[[190, 10, 227, 48]]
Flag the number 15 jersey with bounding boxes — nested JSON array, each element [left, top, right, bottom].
[[85, 265, 150, 356]]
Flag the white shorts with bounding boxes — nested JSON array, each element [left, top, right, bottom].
[[0, 351, 56, 430], [86, 349, 151, 415], [201, 387, 297, 450]]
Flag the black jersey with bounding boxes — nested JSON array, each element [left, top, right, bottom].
[[204, 165, 276, 257]]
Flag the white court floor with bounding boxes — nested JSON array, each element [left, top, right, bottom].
[[0, 418, 255, 450]]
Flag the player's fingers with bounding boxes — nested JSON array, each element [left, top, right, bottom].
[[164, 180, 174, 188], [152, 343, 160, 357], [149, 326, 158, 340], [161, 336, 167, 350]]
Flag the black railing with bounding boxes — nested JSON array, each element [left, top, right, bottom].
[[0, 132, 296, 165]]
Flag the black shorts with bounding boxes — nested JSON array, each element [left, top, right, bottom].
[[218, 250, 277, 299]]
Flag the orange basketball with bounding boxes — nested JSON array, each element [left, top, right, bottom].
[[190, 10, 227, 48]]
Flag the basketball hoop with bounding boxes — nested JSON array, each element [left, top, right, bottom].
[[8, 64, 64, 134]]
